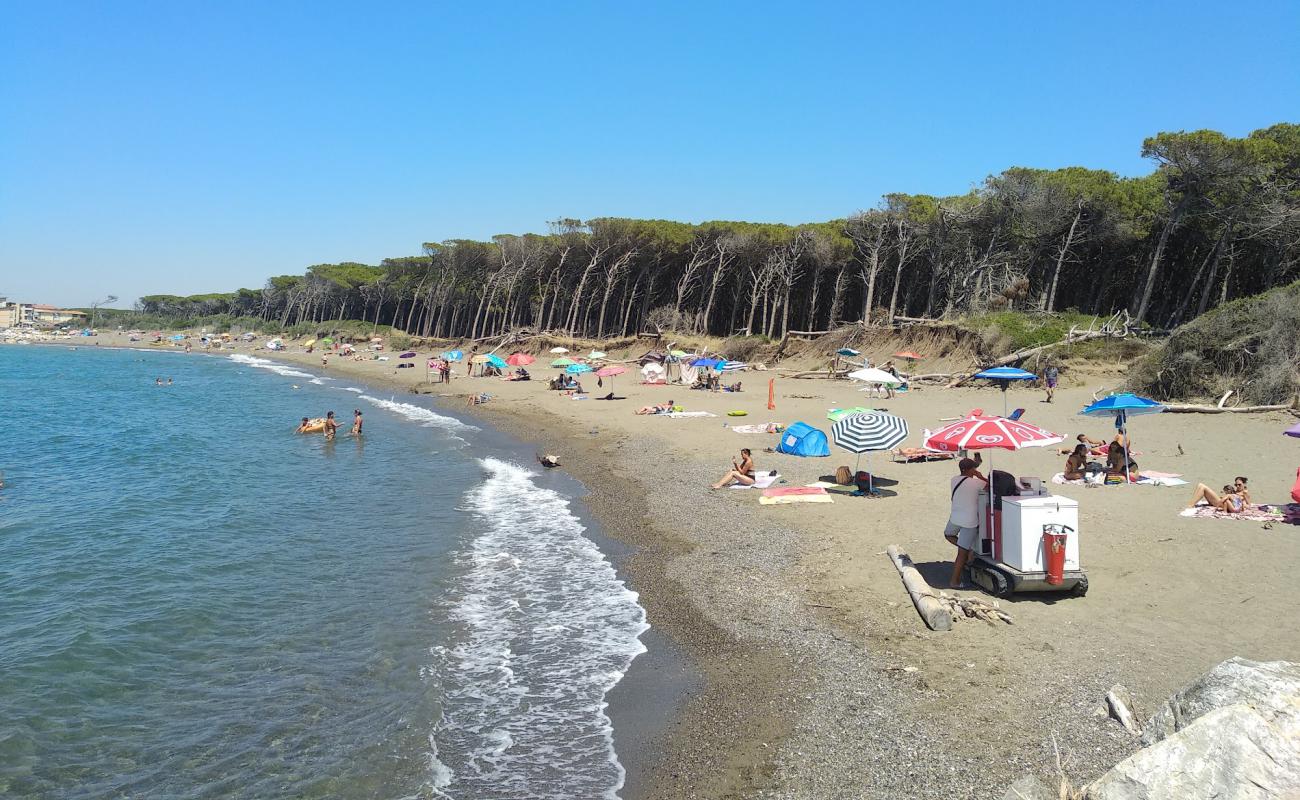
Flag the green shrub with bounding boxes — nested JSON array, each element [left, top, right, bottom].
[[1126, 281, 1300, 404]]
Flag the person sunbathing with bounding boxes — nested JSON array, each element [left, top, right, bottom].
[[635, 400, 674, 415], [1058, 433, 1106, 455], [711, 448, 756, 489], [893, 446, 954, 462], [1188, 483, 1244, 512], [1063, 444, 1088, 481]]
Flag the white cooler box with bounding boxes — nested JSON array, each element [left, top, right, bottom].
[[999, 495, 1080, 572]]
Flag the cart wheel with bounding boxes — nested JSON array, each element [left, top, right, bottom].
[[988, 569, 1012, 598], [970, 564, 1012, 598], [1070, 576, 1089, 597]]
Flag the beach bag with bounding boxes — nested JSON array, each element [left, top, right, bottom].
[[835, 466, 854, 485], [854, 470, 873, 492], [1084, 461, 1104, 476]]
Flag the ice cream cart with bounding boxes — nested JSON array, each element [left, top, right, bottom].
[[971, 488, 1088, 597]]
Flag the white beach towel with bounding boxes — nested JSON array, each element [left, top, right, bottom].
[[732, 423, 780, 434], [663, 411, 717, 418], [729, 472, 780, 490]]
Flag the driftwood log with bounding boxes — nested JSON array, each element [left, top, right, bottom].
[[886, 545, 952, 632], [1162, 403, 1292, 414]]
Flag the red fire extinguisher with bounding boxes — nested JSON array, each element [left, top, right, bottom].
[[1042, 524, 1072, 585]]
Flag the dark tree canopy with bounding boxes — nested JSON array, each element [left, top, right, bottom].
[[137, 123, 1300, 339]]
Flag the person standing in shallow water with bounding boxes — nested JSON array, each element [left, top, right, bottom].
[[323, 410, 338, 441], [351, 409, 363, 436]]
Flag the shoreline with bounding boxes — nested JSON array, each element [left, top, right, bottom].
[[14, 340, 697, 798], [19, 336, 1300, 797]]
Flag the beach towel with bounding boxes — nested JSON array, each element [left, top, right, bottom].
[[1136, 476, 1189, 487], [663, 411, 717, 418], [1180, 504, 1294, 523], [1051, 472, 1086, 485], [729, 473, 780, 490], [732, 422, 781, 434], [759, 486, 834, 505]]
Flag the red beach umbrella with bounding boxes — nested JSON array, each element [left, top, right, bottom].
[[506, 352, 535, 366], [596, 364, 626, 390], [924, 415, 1063, 453], [893, 351, 924, 361]]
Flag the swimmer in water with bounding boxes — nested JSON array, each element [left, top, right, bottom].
[[296, 416, 312, 433], [351, 409, 363, 435], [323, 410, 338, 441]]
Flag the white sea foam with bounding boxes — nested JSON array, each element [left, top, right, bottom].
[[357, 395, 477, 433], [227, 353, 314, 379], [425, 458, 648, 799], [308, 378, 324, 385], [341, 387, 364, 393]]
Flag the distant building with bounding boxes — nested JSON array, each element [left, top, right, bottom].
[[0, 300, 87, 328]]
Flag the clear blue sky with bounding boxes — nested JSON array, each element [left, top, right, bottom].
[[1, 1, 1296, 308]]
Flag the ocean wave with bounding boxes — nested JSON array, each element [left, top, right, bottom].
[[425, 457, 648, 799], [227, 353, 314, 379], [341, 387, 364, 393], [357, 395, 477, 433]]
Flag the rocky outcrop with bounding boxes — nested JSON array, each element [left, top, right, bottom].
[[1085, 658, 1300, 800]]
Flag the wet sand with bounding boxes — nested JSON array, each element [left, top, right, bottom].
[[58, 336, 1300, 796]]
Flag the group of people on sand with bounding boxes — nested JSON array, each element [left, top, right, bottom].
[[296, 409, 363, 441], [1059, 432, 1140, 483]]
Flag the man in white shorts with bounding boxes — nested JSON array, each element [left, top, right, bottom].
[[946, 457, 988, 589]]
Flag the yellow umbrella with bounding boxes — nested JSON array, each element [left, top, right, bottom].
[[470, 354, 490, 363], [304, 339, 317, 347]]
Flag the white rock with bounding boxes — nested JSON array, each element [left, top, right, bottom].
[[1085, 657, 1300, 800]]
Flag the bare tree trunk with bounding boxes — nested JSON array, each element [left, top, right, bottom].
[[566, 247, 606, 334], [1044, 203, 1083, 312]]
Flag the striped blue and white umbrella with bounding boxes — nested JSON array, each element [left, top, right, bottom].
[[831, 411, 909, 493]]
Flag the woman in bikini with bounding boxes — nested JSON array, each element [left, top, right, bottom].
[[711, 448, 756, 489], [1188, 477, 1249, 512], [1063, 444, 1088, 481]]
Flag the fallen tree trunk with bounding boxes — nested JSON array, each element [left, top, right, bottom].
[[984, 328, 1109, 368], [777, 367, 850, 379], [1162, 403, 1292, 414], [886, 545, 952, 632]]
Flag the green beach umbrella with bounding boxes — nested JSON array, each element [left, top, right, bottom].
[[827, 406, 873, 422], [551, 357, 576, 367]]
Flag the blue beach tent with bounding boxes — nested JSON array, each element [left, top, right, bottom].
[[775, 422, 831, 457]]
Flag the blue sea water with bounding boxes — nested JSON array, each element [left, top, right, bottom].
[[0, 345, 648, 799]]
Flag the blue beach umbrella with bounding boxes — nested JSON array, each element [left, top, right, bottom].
[[170, 334, 185, 341], [690, 357, 722, 369], [442, 350, 464, 362], [485, 354, 508, 369], [1080, 393, 1165, 484], [566, 363, 593, 375], [974, 366, 1037, 415], [836, 348, 860, 356]]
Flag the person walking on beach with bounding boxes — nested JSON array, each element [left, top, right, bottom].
[[1043, 364, 1059, 403], [351, 409, 363, 435], [323, 410, 338, 441], [945, 457, 988, 589]]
